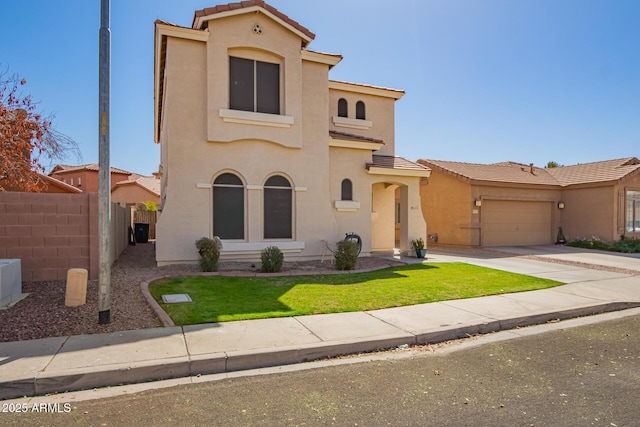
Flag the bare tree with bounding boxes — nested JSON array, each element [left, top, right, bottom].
[[0, 67, 81, 191]]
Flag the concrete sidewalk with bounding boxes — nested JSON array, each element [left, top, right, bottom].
[[1, 247, 639, 400]]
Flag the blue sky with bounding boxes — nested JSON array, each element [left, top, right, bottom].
[[1, 0, 638, 176]]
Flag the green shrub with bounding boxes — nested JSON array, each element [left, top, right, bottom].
[[195, 237, 222, 272], [611, 237, 640, 253], [335, 239, 358, 271], [261, 246, 284, 273], [566, 235, 640, 253]]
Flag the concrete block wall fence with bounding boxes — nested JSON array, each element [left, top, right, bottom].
[[0, 192, 130, 281]]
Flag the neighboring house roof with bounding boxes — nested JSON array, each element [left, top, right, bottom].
[[367, 155, 431, 177], [49, 163, 133, 176], [2, 173, 83, 193], [114, 176, 161, 197], [419, 159, 560, 186], [419, 157, 640, 187], [192, 0, 316, 45], [545, 157, 640, 186]]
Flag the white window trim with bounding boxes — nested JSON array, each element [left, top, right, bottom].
[[219, 108, 294, 128], [332, 116, 372, 130]]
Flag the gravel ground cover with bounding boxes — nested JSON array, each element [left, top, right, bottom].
[[0, 243, 402, 342]]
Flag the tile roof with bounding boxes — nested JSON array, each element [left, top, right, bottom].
[[546, 157, 640, 186], [40, 174, 83, 193], [419, 157, 640, 187], [369, 155, 431, 172], [419, 159, 559, 186], [115, 176, 161, 196], [50, 163, 133, 176], [329, 130, 384, 144], [193, 1, 315, 43]]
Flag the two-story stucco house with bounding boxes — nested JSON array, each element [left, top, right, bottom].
[[153, 1, 430, 265]]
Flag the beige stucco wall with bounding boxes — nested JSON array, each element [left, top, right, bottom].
[[561, 185, 613, 241], [420, 170, 473, 246], [156, 36, 209, 263], [155, 11, 424, 264], [205, 13, 303, 148], [328, 147, 372, 252], [328, 89, 396, 156]]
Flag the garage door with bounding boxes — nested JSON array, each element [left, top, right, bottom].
[[482, 200, 553, 246]]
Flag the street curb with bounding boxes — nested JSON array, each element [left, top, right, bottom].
[[3, 301, 639, 400]]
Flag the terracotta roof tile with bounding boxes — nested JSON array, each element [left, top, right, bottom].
[[115, 176, 161, 196], [418, 159, 561, 185], [546, 157, 640, 185], [419, 157, 640, 187], [369, 155, 431, 172], [193, 1, 315, 42], [50, 163, 134, 176]]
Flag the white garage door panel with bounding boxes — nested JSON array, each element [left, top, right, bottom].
[[482, 201, 553, 246]]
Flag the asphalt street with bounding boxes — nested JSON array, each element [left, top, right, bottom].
[[3, 310, 639, 426]]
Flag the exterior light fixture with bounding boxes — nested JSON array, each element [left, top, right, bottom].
[[475, 199, 482, 207], [558, 202, 565, 209]]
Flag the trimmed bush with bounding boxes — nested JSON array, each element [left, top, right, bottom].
[[335, 239, 358, 271], [195, 236, 222, 272], [261, 246, 284, 273]]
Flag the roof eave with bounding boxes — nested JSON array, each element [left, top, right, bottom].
[[193, 5, 314, 47], [154, 21, 209, 143]]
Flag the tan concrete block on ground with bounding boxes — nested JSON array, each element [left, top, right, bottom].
[[65, 268, 88, 307]]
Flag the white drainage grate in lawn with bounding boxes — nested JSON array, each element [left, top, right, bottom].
[[162, 294, 192, 304]]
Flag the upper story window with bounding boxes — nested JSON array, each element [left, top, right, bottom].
[[356, 101, 366, 120], [229, 56, 279, 115], [341, 179, 353, 201], [338, 98, 348, 118]]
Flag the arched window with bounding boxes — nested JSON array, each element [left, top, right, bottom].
[[341, 179, 353, 201], [356, 101, 366, 120], [264, 175, 292, 239], [338, 98, 348, 118], [213, 173, 244, 239]]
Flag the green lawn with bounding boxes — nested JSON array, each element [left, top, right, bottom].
[[149, 263, 561, 325]]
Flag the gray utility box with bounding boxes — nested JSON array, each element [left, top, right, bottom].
[[0, 259, 22, 307]]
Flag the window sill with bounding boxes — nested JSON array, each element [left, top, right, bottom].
[[219, 109, 294, 128], [221, 241, 305, 254], [334, 200, 360, 212], [332, 116, 372, 130]]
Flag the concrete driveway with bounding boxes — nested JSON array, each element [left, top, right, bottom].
[[492, 244, 640, 273]]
